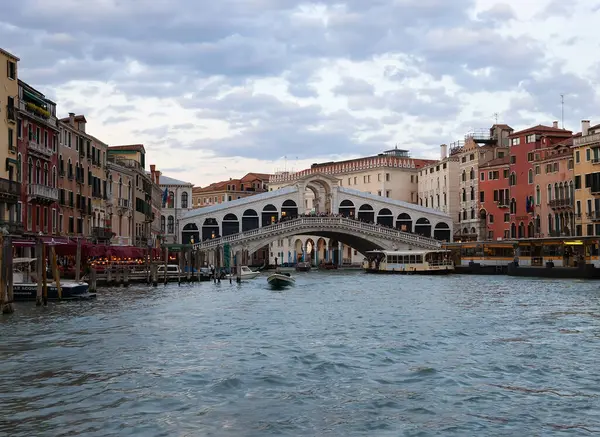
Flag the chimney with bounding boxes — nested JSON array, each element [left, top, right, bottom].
[[156, 171, 160, 185], [582, 120, 590, 136], [68, 112, 75, 126], [552, 120, 558, 129], [440, 144, 448, 160]]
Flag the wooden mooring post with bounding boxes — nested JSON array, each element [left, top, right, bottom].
[[177, 252, 182, 286], [35, 240, 43, 306], [50, 246, 62, 299], [89, 268, 97, 292], [75, 238, 82, 283], [186, 250, 191, 283], [123, 267, 130, 287], [151, 263, 158, 286], [164, 247, 168, 285], [42, 242, 48, 306], [1, 234, 14, 314]]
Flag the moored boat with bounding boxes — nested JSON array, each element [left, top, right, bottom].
[[12, 258, 95, 301], [319, 261, 338, 270], [363, 250, 454, 274], [226, 266, 260, 280], [267, 272, 295, 288], [295, 262, 311, 272]]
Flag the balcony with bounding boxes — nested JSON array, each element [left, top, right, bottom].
[[549, 198, 573, 209], [587, 212, 600, 221], [0, 220, 23, 235], [6, 104, 16, 123], [574, 132, 600, 147], [28, 184, 59, 203], [92, 227, 114, 241], [0, 178, 21, 200], [497, 201, 509, 208], [28, 140, 53, 159]]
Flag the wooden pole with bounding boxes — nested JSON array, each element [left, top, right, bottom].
[[42, 243, 48, 306], [177, 252, 182, 286], [6, 236, 13, 313], [89, 268, 97, 292], [0, 234, 10, 314], [35, 240, 42, 306], [164, 247, 168, 285], [50, 246, 62, 300], [75, 238, 82, 282], [186, 250, 191, 282]]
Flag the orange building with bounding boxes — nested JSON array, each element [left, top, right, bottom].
[[192, 172, 270, 208], [478, 156, 510, 240], [533, 135, 576, 237]]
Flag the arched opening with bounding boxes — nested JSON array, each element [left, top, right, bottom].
[[527, 221, 535, 238], [222, 213, 239, 236], [182, 223, 199, 244], [202, 218, 219, 241], [262, 204, 278, 227], [518, 222, 525, 239], [316, 237, 327, 264], [339, 199, 355, 218], [329, 238, 340, 265], [376, 208, 393, 227], [294, 239, 303, 264], [357, 204, 374, 222], [434, 222, 451, 241], [535, 215, 541, 236], [281, 199, 298, 220], [396, 213, 412, 233], [168, 191, 175, 208], [304, 238, 315, 265], [415, 217, 432, 237], [479, 209, 487, 221], [181, 191, 189, 209], [242, 209, 259, 232]]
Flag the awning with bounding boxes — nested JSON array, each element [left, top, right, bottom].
[[22, 89, 48, 108]]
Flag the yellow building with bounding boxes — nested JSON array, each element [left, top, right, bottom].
[[0, 48, 20, 232], [573, 120, 600, 237]]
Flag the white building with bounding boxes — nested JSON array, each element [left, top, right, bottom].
[[159, 174, 193, 245], [417, 144, 461, 232]]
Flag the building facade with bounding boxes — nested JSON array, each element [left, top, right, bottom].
[[0, 48, 21, 234], [573, 120, 600, 237], [454, 125, 512, 241], [192, 172, 270, 208], [157, 173, 193, 245], [478, 156, 510, 239], [417, 144, 460, 231], [107, 160, 135, 246], [508, 123, 572, 238], [17, 80, 59, 237]]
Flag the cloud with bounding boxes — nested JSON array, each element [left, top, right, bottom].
[[2, 0, 599, 186]]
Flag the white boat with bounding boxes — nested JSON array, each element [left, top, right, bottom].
[[363, 250, 454, 274], [267, 272, 295, 288], [12, 257, 94, 301], [226, 266, 260, 280]]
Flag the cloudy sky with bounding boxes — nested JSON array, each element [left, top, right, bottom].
[[3, 0, 598, 186]]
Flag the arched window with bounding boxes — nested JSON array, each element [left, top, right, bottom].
[[528, 169, 533, 184], [462, 188, 466, 202], [43, 163, 48, 186], [128, 181, 132, 200], [443, 192, 447, 206], [436, 194, 440, 207], [52, 166, 57, 188], [167, 215, 174, 234], [119, 177, 123, 198], [509, 172, 516, 186], [168, 191, 175, 209], [470, 208, 475, 219], [181, 191, 189, 209], [510, 198, 516, 214], [548, 214, 553, 233], [569, 181, 574, 201], [36, 161, 41, 184], [470, 167, 474, 179], [461, 170, 466, 182], [547, 184, 552, 202], [535, 185, 540, 205], [27, 158, 32, 184], [470, 186, 474, 200], [160, 216, 165, 233], [554, 183, 559, 200]]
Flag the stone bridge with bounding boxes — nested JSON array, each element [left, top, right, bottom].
[[180, 172, 453, 254]]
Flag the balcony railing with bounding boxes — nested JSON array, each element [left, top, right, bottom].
[[28, 140, 53, 158], [0, 220, 23, 235], [18, 99, 58, 128], [497, 201, 509, 208], [549, 198, 573, 209], [587, 212, 600, 221], [0, 178, 21, 197], [28, 184, 59, 202]]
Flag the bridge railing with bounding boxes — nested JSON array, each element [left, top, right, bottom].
[[191, 217, 442, 250]]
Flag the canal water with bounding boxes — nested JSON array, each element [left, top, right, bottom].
[[1, 272, 600, 436]]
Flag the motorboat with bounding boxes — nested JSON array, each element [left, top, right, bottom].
[[12, 258, 95, 301], [226, 266, 260, 280], [295, 262, 311, 272], [267, 272, 295, 288]]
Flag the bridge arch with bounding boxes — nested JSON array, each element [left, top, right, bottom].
[[242, 209, 259, 232], [262, 204, 278, 226], [300, 175, 336, 214], [339, 199, 355, 218], [182, 223, 199, 245], [281, 199, 298, 219], [377, 208, 393, 228], [434, 222, 450, 241], [222, 213, 239, 236], [415, 217, 431, 238], [396, 213, 412, 233], [357, 204, 374, 222], [202, 218, 219, 241]]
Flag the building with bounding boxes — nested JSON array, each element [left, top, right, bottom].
[[0, 48, 21, 234], [533, 135, 575, 237], [269, 148, 433, 209], [478, 156, 510, 239], [107, 145, 156, 247], [107, 158, 135, 246], [508, 123, 572, 238], [454, 125, 513, 241], [17, 80, 59, 237], [417, 144, 460, 232], [572, 120, 600, 237], [157, 172, 193, 245], [192, 172, 270, 208]]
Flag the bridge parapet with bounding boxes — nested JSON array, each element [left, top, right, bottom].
[[191, 216, 442, 252]]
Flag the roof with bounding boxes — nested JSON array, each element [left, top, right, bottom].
[[59, 114, 87, 123], [241, 172, 271, 182], [509, 124, 573, 137], [479, 155, 510, 168], [0, 47, 19, 61], [159, 175, 193, 186], [108, 144, 146, 153], [193, 179, 238, 193]]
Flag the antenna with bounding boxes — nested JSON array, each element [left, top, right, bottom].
[[560, 94, 565, 129], [493, 112, 499, 124]]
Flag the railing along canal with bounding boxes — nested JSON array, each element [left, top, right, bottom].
[[191, 217, 442, 250]]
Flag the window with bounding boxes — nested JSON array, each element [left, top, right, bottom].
[[386, 190, 390, 197], [587, 148, 591, 161], [480, 172, 485, 181], [576, 151, 580, 163], [7, 60, 16, 79], [509, 172, 516, 186], [510, 155, 516, 164], [528, 169, 533, 184], [8, 128, 14, 152], [504, 213, 510, 222], [568, 159, 574, 170], [181, 191, 189, 208], [168, 191, 175, 208], [386, 173, 390, 182], [470, 186, 475, 201], [470, 168, 474, 179], [461, 170, 466, 182], [527, 152, 534, 161], [526, 134, 535, 143], [535, 165, 540, 175], [480, 191, 484, 202], [489, 214, 494, 224], [167, 216, 174, 234], [469, 154, 475, 161], [510, 138, 520, 146], [27, 204, 32, 231], [160, 216, 165, 233], [536, 185, 540, 205]]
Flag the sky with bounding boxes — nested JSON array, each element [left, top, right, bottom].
[[2, 0, 599, 187]]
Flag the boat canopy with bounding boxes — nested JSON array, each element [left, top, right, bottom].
[[13, 257, 36, 264]]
